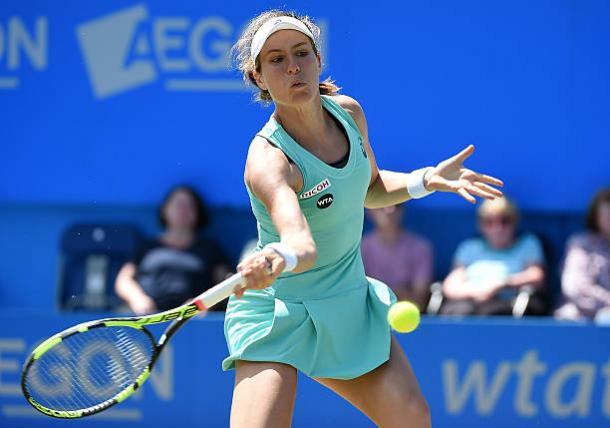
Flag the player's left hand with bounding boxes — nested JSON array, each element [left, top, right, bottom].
[[425, 145, 504, 204]]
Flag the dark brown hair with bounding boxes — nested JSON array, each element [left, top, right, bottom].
[[231, 9, 339, 104], [585, 188, 610, 232], [158, 185, 209, 230]]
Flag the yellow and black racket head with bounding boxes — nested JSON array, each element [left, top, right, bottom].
[[20, 280, 234, 419], [21, 321, 156, 418]]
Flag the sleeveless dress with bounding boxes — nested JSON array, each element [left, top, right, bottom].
[[222, 95, 396, 379]]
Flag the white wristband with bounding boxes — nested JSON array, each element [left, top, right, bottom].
[[407, 167, 436, 199], [264, 242, 298, 272]]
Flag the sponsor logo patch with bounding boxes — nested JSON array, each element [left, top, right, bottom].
[[300, 178, 331, 200], [316, 193, 334, 209]]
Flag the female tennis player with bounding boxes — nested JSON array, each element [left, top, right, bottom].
[[223, 10, 504, 427]]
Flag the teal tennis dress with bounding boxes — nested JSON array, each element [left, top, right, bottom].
[[223, 95, 396, 379]]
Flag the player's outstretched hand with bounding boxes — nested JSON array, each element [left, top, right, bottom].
[[235, 248, 286, 298], [425, 145, 504, 204]]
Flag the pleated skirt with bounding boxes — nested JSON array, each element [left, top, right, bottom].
[[222, 277, 396, 379]]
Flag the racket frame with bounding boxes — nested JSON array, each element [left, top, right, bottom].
[[21, 272, 243, 418]]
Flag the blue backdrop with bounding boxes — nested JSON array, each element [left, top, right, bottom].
[[1, 4, 609, 426], [1, 315, 609, 427], [1, 0, 609, 210]]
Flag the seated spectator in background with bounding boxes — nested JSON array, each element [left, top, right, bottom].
[[361, 204, 433, 310], [115, 185, 230, 314], [555, 188, 610, 321], [440, 196, 546, 316]]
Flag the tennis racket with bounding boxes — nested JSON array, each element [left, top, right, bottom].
[[21, 272, 244, 419]]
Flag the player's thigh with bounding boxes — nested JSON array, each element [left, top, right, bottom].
[[231, 360, 298, 428], [315, 337, 430, 428]]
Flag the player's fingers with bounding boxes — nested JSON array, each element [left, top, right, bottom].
[[473, 182, 504, 198], [233, 269, 249, 298], [238, 251, 282, 292], [458, 188, 476, 204], [450, 144, 475, 163], [269, 254, 286, 276], [476, 173, 504, 187], [236, 252, 257, 272], [254, 255, 267, 271], [238, 266, 252, 285], [245, 257, 275, 290], [264, 256, 274, 274], [467, 184, 498, 200], [257, 248, 286, 278], [247, 261, 267, 289], [241, 261, 265, 287]]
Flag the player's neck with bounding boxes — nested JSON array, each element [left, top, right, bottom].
[[273, 97, 333, 149]]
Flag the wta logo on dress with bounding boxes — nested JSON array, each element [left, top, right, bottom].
[[76, 4, 328, 99], [316, 194, 334, 209]]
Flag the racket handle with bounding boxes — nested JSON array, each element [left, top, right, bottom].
[[194, 272, 244, 310]]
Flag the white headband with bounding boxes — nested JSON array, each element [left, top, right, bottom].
[[250, 16, 315, 62]]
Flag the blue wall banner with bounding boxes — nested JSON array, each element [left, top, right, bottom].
[[1, 0, 609, 210], [1, 315, 609, 427]]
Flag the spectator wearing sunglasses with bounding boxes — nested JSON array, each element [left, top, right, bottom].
[[440, 197, 546, 315]]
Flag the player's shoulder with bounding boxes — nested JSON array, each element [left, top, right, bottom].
[[245, 135, 293, 187], [247, 135, 288, 167], [330, 94, 365, 121]]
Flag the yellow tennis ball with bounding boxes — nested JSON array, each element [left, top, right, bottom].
[[388, 301, 420, 333]]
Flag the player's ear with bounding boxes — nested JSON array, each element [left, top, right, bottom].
[[251, 70, 267, 91], [316, 52, 321, 72]]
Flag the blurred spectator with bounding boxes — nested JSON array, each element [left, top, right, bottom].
[[115, 185, 230, 314], [440, 197, 546, 316], [555, 188, 610, 321], [361, 204, 433, 310]]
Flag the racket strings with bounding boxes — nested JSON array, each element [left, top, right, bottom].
[[24, 326, 154, 412]]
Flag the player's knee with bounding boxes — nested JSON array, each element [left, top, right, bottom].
[[375, 389, 430, 427], [394, 391, 430, 427], [405, 395, 430, 426]]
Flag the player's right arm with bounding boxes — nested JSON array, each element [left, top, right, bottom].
[[236, 136, 317, 296]]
